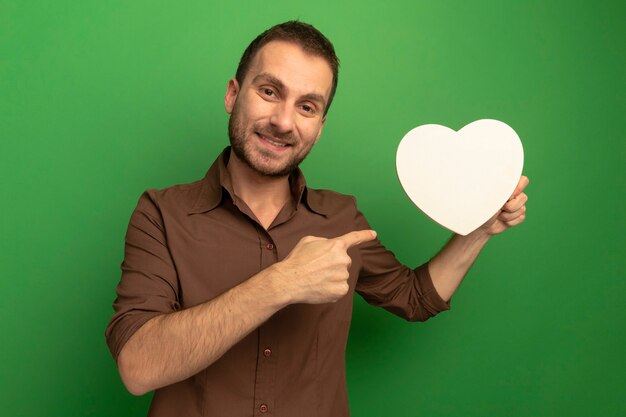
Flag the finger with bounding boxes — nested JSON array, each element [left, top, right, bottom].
[[503, 192, 528, 213], [509, 176, 529, 200], [498, 205, 526, 221], [505, 213, 526, 227], [334, 230, 377, 249]]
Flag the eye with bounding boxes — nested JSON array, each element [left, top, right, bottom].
[[263, 88, 275, 97], [301, 104, 316, 114]]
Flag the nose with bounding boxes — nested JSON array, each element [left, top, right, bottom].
[[269, 102, 295, 134]]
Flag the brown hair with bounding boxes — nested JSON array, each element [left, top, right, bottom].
[[235, 21, 339, 115]]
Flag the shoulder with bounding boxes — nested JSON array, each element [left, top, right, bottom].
[[136, 177, 206, 217]]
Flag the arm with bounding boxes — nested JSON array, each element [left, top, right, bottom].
[[117, 266, 287, 395], [428, 176, 529, 301], [116, 231, 376, 396]]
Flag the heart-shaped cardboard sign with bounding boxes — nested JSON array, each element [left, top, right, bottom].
[[396, 119, 524, 236]]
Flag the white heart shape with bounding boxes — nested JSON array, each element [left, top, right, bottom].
[[396, 119, 524, 236]]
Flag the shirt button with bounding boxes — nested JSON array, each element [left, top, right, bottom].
[[263, 348, 272, 357], [265, 243, 274, 250], [259, 404, 268, 413]]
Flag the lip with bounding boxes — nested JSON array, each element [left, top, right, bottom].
[[256, 132, 292, 150]]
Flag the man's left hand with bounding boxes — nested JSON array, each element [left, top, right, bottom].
[[477, 175, 529, 237]]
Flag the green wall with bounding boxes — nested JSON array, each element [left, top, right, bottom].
[[2, 1, 624, 416]]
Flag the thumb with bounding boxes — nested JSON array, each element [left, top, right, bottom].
[[509, 175, 530, 200]]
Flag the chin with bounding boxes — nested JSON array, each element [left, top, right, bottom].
[[237, 148, 297, 177], [253, 160, 297, 177]]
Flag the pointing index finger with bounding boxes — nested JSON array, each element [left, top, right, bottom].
[[334, 230, 377, 249]]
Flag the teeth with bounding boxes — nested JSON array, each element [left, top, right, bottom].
[[263, 136, 287, 147]]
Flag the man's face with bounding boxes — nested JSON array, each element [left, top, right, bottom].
[[225, 41, 333, 177]]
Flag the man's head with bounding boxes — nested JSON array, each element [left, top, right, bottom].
[[235, 21, 339, 116], [224, 22, 339, 177]]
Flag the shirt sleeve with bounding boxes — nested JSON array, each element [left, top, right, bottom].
[[353, 203, 451, 322], [105, 190, 181, 361]]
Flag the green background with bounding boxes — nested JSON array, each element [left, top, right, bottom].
[[2, 0, 624, 416]]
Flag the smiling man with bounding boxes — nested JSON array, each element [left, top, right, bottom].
[[105, 21, 528, 417]]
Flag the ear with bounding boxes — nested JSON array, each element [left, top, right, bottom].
[[224, 78, 240, 114], [314, 115, 327, 144]]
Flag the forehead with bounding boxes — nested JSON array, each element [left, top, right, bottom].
[[246, 41, 333, 99]]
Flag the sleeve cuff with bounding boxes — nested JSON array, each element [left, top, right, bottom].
[[416, 262, 451, 313]]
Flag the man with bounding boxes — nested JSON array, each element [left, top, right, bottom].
[[106, 21, 528, 416]]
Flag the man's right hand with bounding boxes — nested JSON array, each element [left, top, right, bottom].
[[272, 230, 377, 304]]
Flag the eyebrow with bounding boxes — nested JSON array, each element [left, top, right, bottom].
[[252, 72, 327, 108]]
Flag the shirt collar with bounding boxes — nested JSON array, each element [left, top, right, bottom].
[[188, 147, 328, 216]]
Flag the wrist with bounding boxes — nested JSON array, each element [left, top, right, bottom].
[[255, 262, 294, 309], [464, 227, 493, 244]]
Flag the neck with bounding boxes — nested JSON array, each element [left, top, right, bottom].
[[226, 152, 292, 228]]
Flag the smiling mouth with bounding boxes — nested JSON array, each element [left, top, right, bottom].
[[257, 132, 292, 148]]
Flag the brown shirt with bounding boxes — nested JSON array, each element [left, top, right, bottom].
[[105, 148, 450, 417]]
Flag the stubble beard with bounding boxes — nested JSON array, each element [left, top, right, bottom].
[[228, 104, 312, 178]]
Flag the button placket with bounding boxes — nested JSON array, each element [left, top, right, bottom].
[[254, 229, 278, 416], [257, 227, 278, 270]]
